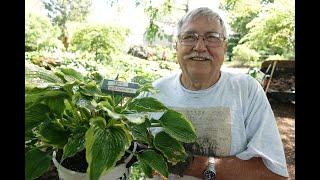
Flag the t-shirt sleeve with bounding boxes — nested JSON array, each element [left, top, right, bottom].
[[236, 77, 289, 177]]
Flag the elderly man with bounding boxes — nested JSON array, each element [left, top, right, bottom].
[[147, 7, 289, 180]]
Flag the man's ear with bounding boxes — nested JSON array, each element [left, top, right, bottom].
[[175, 41, 178, 50]]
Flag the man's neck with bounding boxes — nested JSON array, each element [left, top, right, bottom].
[[180, 71, 221, 91]]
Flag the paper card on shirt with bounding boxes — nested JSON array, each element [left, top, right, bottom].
[[173, 107, 231, 157]]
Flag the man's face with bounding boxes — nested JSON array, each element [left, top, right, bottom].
[[176, 16, 227, 81]]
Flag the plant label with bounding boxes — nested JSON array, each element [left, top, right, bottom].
[[101, 79, 139, 97]]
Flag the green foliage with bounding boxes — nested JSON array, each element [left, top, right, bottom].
[[220, 0, 294, 60], [159, 110, 197, 143], [85, 125, 132, 180], [130, 162, 149, 179], [25, 149, 52, 180], [220, 0, 261, 36], [225, 33, 241, 61], [220, 0, 261, 61], [266, 54, 286, 60], [25, 13, 63, 51], [25, 65, 196, 179], [154, 131, 187, 165], [232, 44, 261, 63], [70, 25, 130, 61], [246, 67, 260, 78], [141, 0, 174, 43], [150, 46, 177, 62], [241, 0, 295, 58], [108, 53, 178, 83], [42, 0, 92, 49], [137, 149, 168, 178], [42, 0, 92, 25], [26, 49, 179, 89]]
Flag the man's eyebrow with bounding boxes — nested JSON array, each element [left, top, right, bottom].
[[181, 31, 220, 34]]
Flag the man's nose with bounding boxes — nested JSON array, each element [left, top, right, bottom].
[[193, 37, 207, 52]]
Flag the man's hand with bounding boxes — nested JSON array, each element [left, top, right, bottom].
[[184, 156, 288, 180]]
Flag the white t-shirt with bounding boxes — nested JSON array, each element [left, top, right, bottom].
[[145, 70, 288, 178]]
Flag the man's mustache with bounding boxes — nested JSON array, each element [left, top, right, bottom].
[[183, 52, 213, 61]]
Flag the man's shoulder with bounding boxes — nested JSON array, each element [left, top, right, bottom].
[[221, 71, 262, 93]]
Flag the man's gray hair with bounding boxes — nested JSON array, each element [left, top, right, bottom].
[[177, 7, 228, 39]]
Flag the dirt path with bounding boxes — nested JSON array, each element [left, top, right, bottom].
[[270, 100, 295, 180]]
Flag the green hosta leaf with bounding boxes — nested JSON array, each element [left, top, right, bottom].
[[39, 121, 70, 148], [25, 149, 51, 180], [62, 132, 86, 162], [127, 97, 167, 112], [25, 129, 37, 143], [105, 108, 121, 120], [159, 110, 197, 143], [114, 106, 124, 113], [62, 81, 79, 94], [74, 94, 95, 111], [135, 83, 159, 96], [124, 113, 146, 124], [97, 100, 114, 111], [89, 117, 106, 129], [79, 82, 104, 97], [78, 106, 92, 120], [25, 86, 50, 104], [139, 161, 153, 178], [25, 86, 56, 106], [113, 95, 125, 106], [54, 70, 68, 83], [26, 65, 63, 84], [105, 95, 115, 107], [25, 103, 50, 130], [60, 67, 84, 82], [154, 131, 187, 165], [131, 121, 151, 144], [85, 125, 132, 180], [36, 90, 69, 115], [137, 149, 168, 178]]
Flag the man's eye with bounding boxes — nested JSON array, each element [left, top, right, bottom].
[[206, 35, 219, 41], [182, 35, 196, 41]]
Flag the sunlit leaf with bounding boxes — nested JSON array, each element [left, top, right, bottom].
[[85, 125, 132, 180]]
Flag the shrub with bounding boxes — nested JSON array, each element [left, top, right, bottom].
[[70, 24, 130, 61], [232, 44, 261, 64], [25, 13, 64, 52]]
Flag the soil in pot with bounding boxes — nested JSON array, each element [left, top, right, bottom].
[[55, 144, 135, 173], [55, 149, 88, 173]]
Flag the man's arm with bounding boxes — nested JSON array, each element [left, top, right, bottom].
[[184, 156, 288, 180]]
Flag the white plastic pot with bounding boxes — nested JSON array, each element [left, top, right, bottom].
[[52, 143, 137, 180]]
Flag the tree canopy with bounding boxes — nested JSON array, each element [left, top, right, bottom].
[[220, 0, 294, 60], [41, 0, 93, 49], [241, 0, 295, 59]]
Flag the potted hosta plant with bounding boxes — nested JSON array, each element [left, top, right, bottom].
[[25, 64, 197, 180]]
